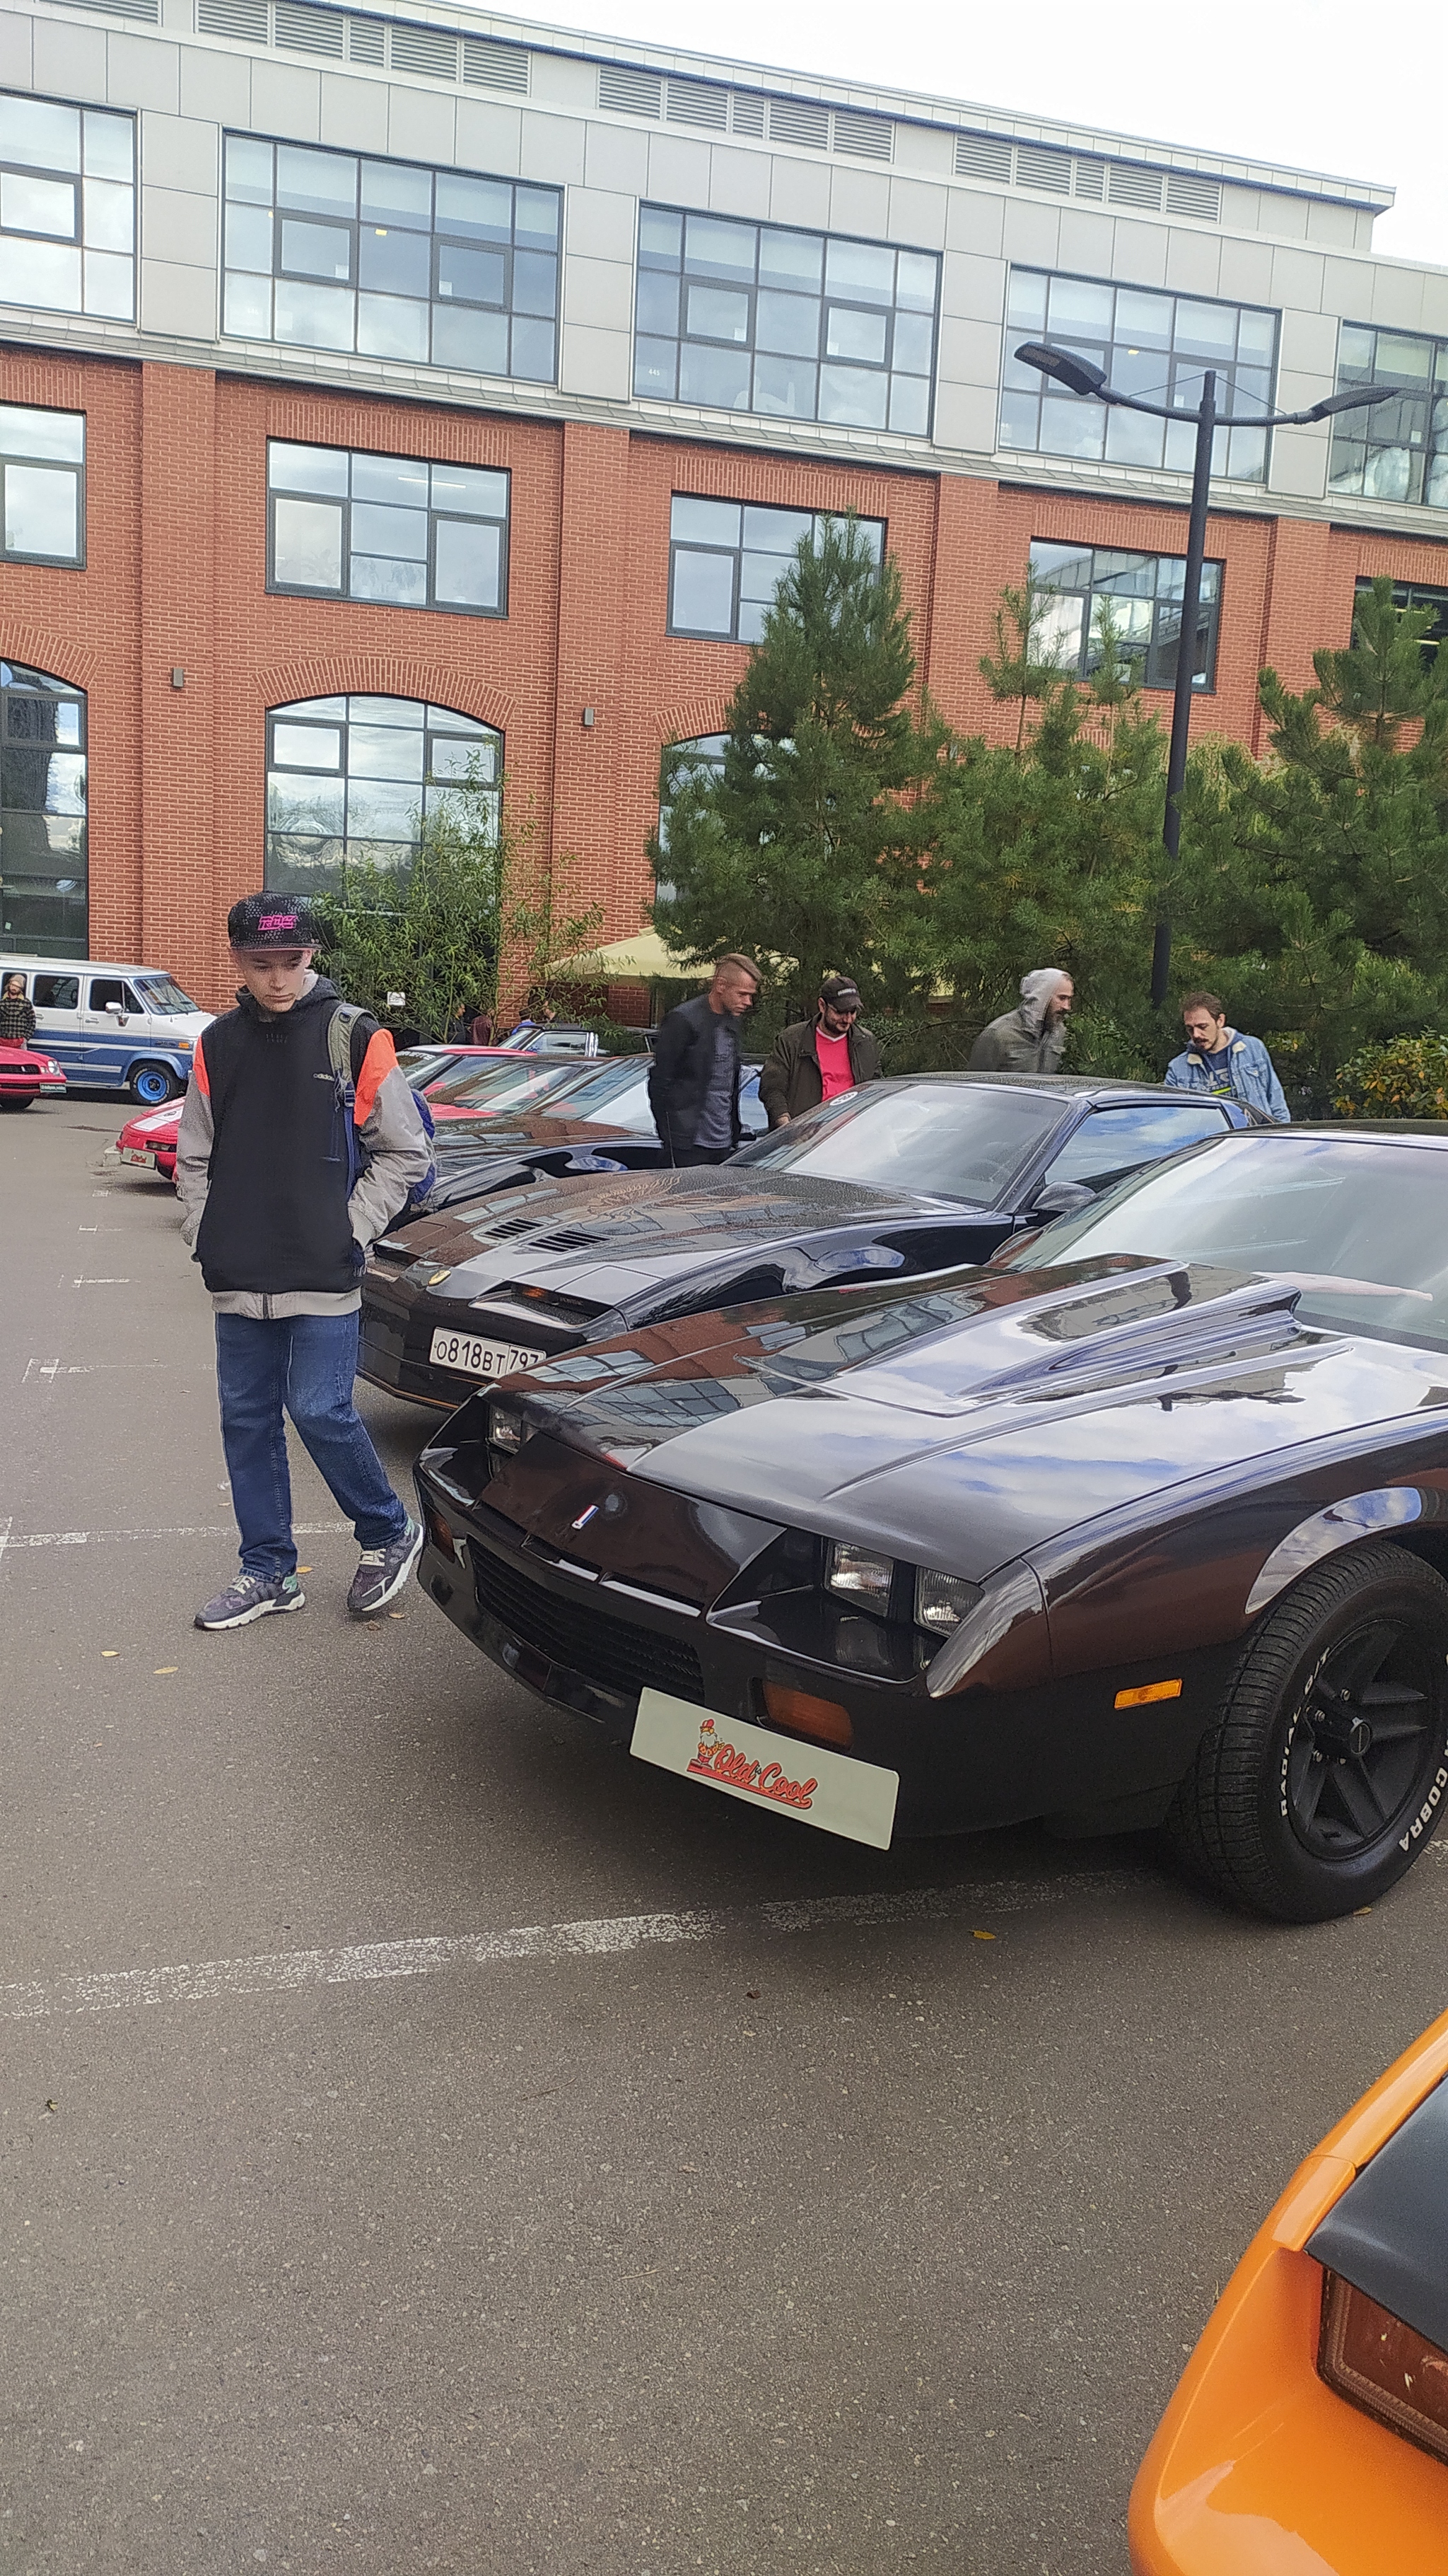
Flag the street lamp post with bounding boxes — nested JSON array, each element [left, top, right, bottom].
[[1012, 342, 1398, 1007]]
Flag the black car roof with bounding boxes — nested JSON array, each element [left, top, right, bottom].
[[864, 1071, 1189, 1101], [1307, 2073, 1448, 2352]]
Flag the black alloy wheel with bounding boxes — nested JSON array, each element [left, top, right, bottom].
[[1166, 1541, 1448, 1921]]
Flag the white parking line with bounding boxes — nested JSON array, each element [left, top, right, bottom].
[[0, 1521, 353, 1550], [0, 1873, 1145, 2021]]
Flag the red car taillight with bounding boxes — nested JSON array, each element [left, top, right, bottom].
[[1318, 2269, 1448, 2465]]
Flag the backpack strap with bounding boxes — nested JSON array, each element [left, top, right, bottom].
[[325, 1001, 375, 1106]]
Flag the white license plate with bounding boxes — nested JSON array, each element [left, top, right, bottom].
[[120, 1145, 154, 1164], [428, 1326, 548, 1381], [631, 1687, 898, 1850]]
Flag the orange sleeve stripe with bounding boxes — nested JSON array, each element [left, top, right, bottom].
[[354, 1026, 397, 1128], [193, 1034, 211, 1097]]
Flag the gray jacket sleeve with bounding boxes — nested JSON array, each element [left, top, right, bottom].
[[175, 1065, 214, 1253], [347, 1047, 433, 1248]]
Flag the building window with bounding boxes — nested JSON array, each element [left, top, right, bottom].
[[1029, 540, 1223, 691], [635, 206, 938, 436], [1331, 327, 1448, 510], [655, 733, 728, 903], [1353, 575, 1448, 657], [667, 497, 884, 642], [1001, 270, 1277, 482], [0, 93, 134, 322], [267, 442, 508, 615], [223, 137, 559, 382], [265, 693, 502, 891], [1, 405, 84, 564], [0, 661, 87, 957]]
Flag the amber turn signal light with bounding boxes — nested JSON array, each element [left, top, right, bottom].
[[426, 1509, 457, 1562], [762, 1685, 853, 1749], [1114, 1678, 1182, 1709], [1319, 2269, 1448, 2466]]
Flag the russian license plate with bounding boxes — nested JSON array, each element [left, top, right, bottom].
[[120, 1145, 154, 1164], [631, 1687, 899, 1850], [428, 1325, 547, 1381]]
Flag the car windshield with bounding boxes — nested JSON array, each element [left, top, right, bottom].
[[732, 1082, 1065, 1205], [132, 974, 197, 1014], [539, 1058, 650, 1123], [430, 1058, 597, 1113], [1008, 1132, 1448, 1352]]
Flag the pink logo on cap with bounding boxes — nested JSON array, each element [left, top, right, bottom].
[[257, 912, 299, 931]]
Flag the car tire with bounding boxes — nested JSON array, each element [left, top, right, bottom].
[[0, 1096, 34, 1111], [129, 1062, 179, 1106], [1165, 1541, 1448, 1923]]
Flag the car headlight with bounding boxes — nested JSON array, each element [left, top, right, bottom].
[[487, 1399, 528, 1456], [915, 1569, 983, 1634], [825, 1541, 894, 1616]]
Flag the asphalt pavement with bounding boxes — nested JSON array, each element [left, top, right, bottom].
[[4, 1096, 1447, 2576]]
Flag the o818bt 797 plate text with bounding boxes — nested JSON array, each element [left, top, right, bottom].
[[428, 1327, 548, 1381]]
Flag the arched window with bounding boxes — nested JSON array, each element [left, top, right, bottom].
[[265, 693, 501, 890], [0, 661, 87, 956]]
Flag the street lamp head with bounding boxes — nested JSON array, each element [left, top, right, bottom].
[[1306, 383, 1401, 421], [1013, 341, 1109, 399]]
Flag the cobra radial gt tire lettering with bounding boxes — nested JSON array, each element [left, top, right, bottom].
[[1165, 1542, 1448, 1923]]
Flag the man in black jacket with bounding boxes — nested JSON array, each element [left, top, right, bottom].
[[175, 893, 433, 1631], [759, 976, 882, 1128], [647, 953, 760, 1165]]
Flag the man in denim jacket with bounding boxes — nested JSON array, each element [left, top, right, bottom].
[[1165, 990, 1290, 1123]]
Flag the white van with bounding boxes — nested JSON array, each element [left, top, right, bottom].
[[0, 956, 211, 1103]]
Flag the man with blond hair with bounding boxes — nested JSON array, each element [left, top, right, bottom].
[[648, 952, 761, 1166]]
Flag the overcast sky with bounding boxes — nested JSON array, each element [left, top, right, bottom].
[[514, 0, 1448, 271]]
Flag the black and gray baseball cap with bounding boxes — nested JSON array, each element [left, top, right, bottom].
[[227, 891, 321, 950], [820, 975, 862, 1009]]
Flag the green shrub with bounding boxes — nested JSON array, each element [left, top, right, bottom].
[[1333, 1034, 1448, 1120]]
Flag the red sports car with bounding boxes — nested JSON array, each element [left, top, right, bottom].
[[115, 1099, 182, 1177], [0, 1037, 67, 1109], [110, 1043, 548, 1180]]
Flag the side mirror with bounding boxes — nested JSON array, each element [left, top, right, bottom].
[[1031, 1179, 1095, 1219], [105, 1001, 126, 1019]]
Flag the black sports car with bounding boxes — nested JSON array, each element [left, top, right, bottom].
[[414, 1125, 1448, 1922], [364, 1073, 1252, 1406]]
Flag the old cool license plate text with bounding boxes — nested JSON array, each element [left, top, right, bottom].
[[428, 1327, 548, 1380]]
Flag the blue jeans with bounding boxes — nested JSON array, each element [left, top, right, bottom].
[[215, 1312, 407, 1579]]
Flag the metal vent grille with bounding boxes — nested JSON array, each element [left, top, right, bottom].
[[389, 23, 457, 77], [469, 1541, 706, 1705], [666, 78, 728, 129], [730, 92, 766, 136], [274, 0, 344, 54], [954, 132, 1013, 184], [1073, 157, 1106, 200], [1164, 172, 1222, 222], [51, 0, 162, 20], [463, 35, 527, 90], [597, 64, 661, 116], [346, 14, 384, 59], [1107, 162, 1164, 211], [197, 0, 269, 38], [834, 110, 892, 162], [1015, 144, 1070, 194], [768, 98, 830, 149]]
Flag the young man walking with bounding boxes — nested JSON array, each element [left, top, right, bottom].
[[177, 894, 435, 1630], [647, 953, 760, 1166], [1165, 990, 1290, 1123], [759, 975, 882, 1128]]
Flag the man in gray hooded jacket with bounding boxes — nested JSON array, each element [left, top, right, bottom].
[[969, 969, 1075, 1075]]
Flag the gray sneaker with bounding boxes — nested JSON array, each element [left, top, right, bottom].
[[347, 1517, 423, 1617], [195, 1570, 305, 1630]]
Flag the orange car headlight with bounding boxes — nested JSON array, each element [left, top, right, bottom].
[[1319, 2269, 1448, 2466]]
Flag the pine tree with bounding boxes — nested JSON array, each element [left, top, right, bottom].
[[648, 517, 944, 1022], [1179, 578, 1448, 1108]]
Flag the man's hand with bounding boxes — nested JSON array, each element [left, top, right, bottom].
[[776, 1111, 790, 1125]]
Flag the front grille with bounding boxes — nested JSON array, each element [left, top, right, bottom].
[[470, 1542, 704, 1702]]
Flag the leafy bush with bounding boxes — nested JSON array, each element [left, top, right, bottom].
[[1333, 1034, 1448, 1121]]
